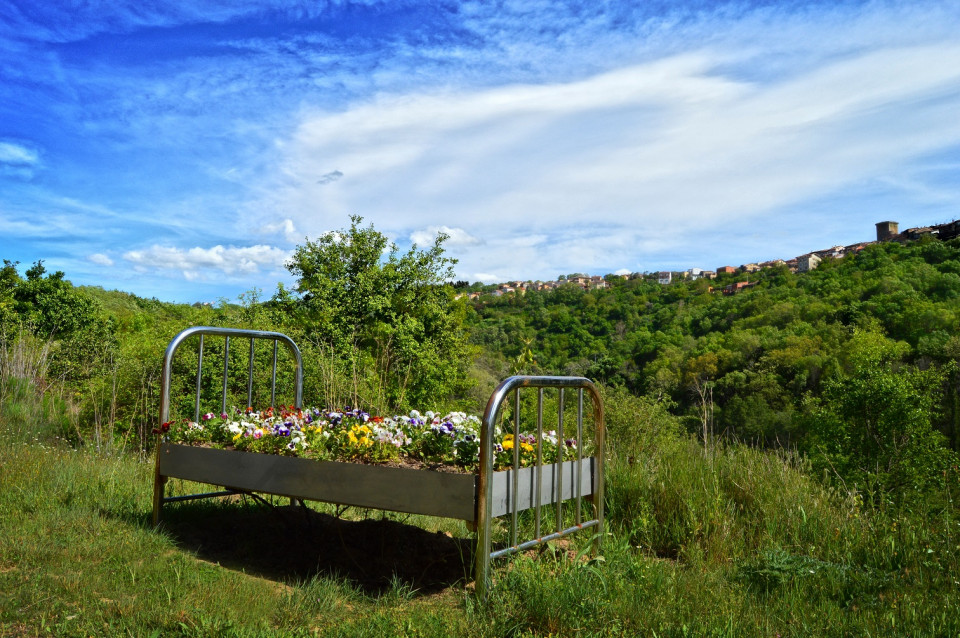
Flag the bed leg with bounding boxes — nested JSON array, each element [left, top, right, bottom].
[[152, 474, 167, 527]]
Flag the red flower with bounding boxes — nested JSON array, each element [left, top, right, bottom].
[[152, 420, 173, 434]]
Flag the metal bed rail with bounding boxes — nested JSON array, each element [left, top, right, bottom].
[[153, 326, 304, 525], [474, 375, 605, 598]]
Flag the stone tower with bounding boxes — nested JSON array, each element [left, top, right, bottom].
[[876, 221, 899, 242]]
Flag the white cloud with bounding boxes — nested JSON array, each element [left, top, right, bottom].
[[256, 26, 960, 282], [257, 218, 301, 243], [122, 244, 291, 280], [87, 253, 114, 266], [0, 141, 41, 178], [472, 272, 502, 284], [0, 141, 39, 166], [613, 268, 632, 276], [410, 225, 482, 247]]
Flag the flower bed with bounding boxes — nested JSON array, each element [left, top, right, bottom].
[[151, 327, 604, 597], [158, 405, 583, 472]]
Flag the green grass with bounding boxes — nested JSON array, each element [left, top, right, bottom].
[[2, 377, 959, 636]]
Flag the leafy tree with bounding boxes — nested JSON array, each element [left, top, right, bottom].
[[0, 260, 20, 334], [281, 216, 472, 410], [10, 260, 102, 337], [803, 330, 956, 496]]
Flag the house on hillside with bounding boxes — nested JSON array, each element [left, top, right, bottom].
[[901, 226, 938, 241], [723, 281, 755, 295], [658, 271, 672, 285], [937, 220, 960, 241], [797, 253, 821, 272], [717, 266, 737, 275], [812, 245, 845, 260], [589, 275, 607, 289]]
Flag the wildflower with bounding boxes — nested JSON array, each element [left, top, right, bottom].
[[152, 421, 172, 434]]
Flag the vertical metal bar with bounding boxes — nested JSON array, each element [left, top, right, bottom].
[[535, 388, 543, 540], [270, 340, 278, 408], [510, 388, 520, 548], [221, 336, 230, 415], [592, 390, 605, 558], [475, 383, 499, 600], [194, 335, 204, 422], [576, 389, 583, 525], [247, 338, 255, 409], [556, 388, 564, 532]]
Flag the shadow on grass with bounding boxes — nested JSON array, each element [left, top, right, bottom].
[[156, 497, 476, 596]]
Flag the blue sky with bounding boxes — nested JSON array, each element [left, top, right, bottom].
[[2, 1, 960, 303]]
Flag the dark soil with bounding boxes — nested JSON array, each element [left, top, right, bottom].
[[161, 497, 475, 595]]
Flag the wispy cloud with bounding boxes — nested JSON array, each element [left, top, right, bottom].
[[0, 140, 40, 178], [0, 141, 38, 165], [410, 226, 482, 247], [317, 170, 343, 185], [262, 30, 960, 280]]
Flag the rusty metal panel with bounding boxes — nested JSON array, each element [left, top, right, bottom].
[[159, 443, 477, 520], [489, 458, 595, 519]]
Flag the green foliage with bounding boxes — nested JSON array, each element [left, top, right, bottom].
[[281, 216, 473, 410], [468, 239, 960, 493], [5, 260, 103, 338], [803, 330, 957, 495]]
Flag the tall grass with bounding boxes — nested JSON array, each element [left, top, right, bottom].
[[0, 330, 78, 445]]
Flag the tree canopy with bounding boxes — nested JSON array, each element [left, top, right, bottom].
[[280, 216, 472, 409]]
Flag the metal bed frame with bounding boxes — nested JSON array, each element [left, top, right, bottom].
[[152, 326, 604, 597]]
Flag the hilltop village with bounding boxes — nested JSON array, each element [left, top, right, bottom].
[[461, 219, 960, 299]]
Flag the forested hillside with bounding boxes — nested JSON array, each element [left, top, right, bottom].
[[4, 234, 960, 497], [468, 238, 960, 494]]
